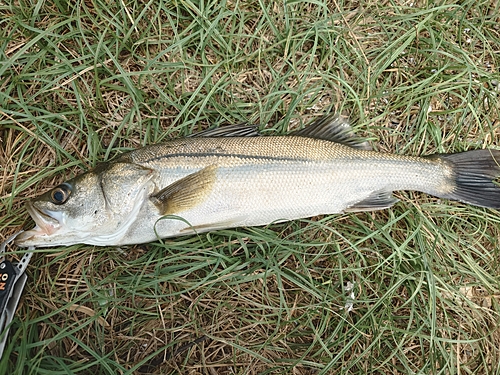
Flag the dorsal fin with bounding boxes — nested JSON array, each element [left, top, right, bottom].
[[191, 123, 260, 138], [292, 114, 371, 150]]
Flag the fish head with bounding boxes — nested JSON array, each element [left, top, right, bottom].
[[15, 162, 155, 247]]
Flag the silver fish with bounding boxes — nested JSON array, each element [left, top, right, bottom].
[[15, 114, 500, 247]]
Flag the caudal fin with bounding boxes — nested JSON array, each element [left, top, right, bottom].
[[436, 150, 500, 209]]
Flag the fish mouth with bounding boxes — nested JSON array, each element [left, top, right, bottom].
[[15, 202, 61, 245]]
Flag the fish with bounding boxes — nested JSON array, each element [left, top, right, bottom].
[[14, 114, 500, 247]]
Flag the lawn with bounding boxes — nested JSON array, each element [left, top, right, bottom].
[[1, 0, 500, 373]]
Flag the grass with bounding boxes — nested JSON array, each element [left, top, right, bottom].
[[1, 0, 500, 373]]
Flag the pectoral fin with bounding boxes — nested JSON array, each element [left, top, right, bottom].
[[150, 165, 218, 215], [346, 191, 399, 212]]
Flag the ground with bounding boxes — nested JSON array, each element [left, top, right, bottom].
[[1, 0, 500, 374]]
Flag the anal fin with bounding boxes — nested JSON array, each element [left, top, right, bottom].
[[151, 165, 217, 215], [345, 191, 399, 212]]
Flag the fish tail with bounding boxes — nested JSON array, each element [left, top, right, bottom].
[[434, 150, 500, 209]]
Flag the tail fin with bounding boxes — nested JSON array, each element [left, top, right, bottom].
[[436, 150, 500, 209]]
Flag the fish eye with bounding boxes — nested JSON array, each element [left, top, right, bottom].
[[50, 183, 72, 205]]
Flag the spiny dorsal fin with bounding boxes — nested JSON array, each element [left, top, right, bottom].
[[150, 165, 217, 215], [191, 123, 260, 138], [293, 114, 371, 150], [345, 190, 399, 212]]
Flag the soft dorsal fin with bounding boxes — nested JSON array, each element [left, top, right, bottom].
[[191, 123, 260, 138], [292, 114, 371, 150]]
